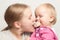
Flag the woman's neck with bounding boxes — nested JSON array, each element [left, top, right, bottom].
[[10, 28, 23, 40]]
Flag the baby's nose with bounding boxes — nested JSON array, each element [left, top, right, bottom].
[[35, 16, 40, 22], [32, 17, 36, 22]]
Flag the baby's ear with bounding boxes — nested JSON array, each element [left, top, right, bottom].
[[49, 16, 54, 22], [13, 21, 21, 29]]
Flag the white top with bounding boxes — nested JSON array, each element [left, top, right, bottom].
[[0, 30, 17, 40], [51, 28, 58, 37], [0, 30, 30, 40], [51, 28, 57, 34]]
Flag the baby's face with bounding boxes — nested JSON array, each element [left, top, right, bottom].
[[35, 6, 52, 26]]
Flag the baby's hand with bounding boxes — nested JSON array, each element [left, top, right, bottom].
[[34, 21, 40, 28]]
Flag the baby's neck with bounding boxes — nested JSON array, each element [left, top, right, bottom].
[[41, 25, 52, 28]]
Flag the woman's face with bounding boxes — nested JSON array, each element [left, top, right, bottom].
[[19, 8, 35, 32]]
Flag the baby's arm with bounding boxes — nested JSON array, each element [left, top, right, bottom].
[[40, 27, 56, 40]]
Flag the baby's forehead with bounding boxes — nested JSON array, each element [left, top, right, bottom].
[[37, 5, 49, 10], [35, 5, 55, 16], [35, 8, 52, 16], [36, 6, 51, 13]]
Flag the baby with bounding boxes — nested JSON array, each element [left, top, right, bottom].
[[30, 3, 58, 40]]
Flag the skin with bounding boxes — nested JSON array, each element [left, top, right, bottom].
[[35, 5, 54, 27], [20, 8, 35, 33]]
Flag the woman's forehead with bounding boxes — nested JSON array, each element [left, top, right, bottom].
[[23, 8, 32, 17]]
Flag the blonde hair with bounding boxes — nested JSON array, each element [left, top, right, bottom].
[[3, 3, 29, 30], [36, 3, 56, 25]]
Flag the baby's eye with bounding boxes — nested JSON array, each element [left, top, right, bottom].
[[39, 15, 43, 18], [35, 15, 37, 18]]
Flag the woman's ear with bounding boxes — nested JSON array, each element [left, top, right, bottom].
[[49, 16, 54, 22], [13, 21, 21, 29]]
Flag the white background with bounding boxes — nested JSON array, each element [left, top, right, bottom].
[[0, 0, 60, 40]]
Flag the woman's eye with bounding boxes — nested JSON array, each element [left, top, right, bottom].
[[29, 17, 31, 19], [29, 15, 32, 19], [29, 16, 32, 19]]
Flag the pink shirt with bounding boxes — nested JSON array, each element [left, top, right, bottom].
[[30, 26, 58, 40]]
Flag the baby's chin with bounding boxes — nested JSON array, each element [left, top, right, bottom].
[[40, 24, 50, 27]]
